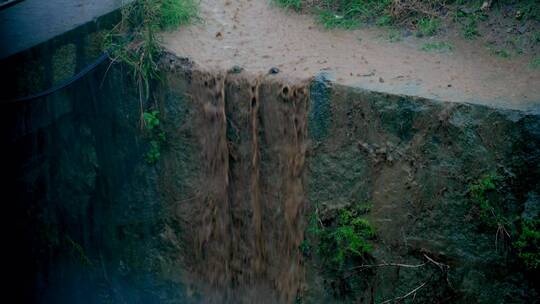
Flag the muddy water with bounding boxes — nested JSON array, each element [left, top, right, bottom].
[[176, 70, 310, 303], [162, 0, 540, 111]]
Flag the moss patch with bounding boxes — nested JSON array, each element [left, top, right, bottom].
[[52, 44, 77, 85]]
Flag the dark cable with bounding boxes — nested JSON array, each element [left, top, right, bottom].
[[0, 0, 26, 11], [3, 51, 111, 104]]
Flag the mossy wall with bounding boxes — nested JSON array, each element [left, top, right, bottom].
[[303, 81, 540, 303]]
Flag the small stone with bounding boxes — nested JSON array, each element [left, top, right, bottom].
[[269, 67, 280, 74], [228, 65, 243, 74], [402, 30, 413, 37], [379, 77, 385, 83], [518, 24, 528, 34]]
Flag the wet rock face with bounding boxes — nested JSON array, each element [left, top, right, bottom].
[[3, 53, 540, 303], [304, 80, 540, 303]]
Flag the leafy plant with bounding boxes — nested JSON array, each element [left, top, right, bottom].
[[143, 110, 160, 129], [145, 140, 162, 164], [142, 110, 167, 164], [513, 218, 540, 270], [468, 173, 502, 226], [303, 202, 375, 298], [308, 202, 375, 270]]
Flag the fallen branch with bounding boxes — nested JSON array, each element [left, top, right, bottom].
[[350, 261, 426, 271], [423, 253, 448, 271], [380, 281, 427, 304]]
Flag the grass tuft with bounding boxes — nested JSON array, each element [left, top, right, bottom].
[[160, 0, 199, 30], [274, 0, 302, 11], [105, 0, 198, 122], [416, 17, 441, 37], [530, 56, 540, 69]]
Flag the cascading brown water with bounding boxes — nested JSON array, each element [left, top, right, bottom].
[[176, 69, 311, 303]]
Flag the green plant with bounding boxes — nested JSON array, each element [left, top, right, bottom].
[[105, 0, 198, 104], [532, 32, 540, 45], [303, 202, 375, 298], [274, 0, 302, 11], [514, 0, 540, 21], [468, 174, 540, 270], [160, 0, 198, 29], [530, 56, 540, 69], [487, 46, 511, 58], [145, 140, 162, 164], [468, 174, 500, 226], [513, 218, 540, 270], [421, 41, 454, 52], [387, 29, 402, 42], [310, 203, 375, 270], [416, 17, 440, 37], [314, 0, 393, 29], [461, 14, 481, 39], [376, 14, 393, 26], [142, 110, 167, 164], [143, 110, 160, 129]]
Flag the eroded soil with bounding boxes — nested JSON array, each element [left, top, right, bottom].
[[162, 0, 540, 112]]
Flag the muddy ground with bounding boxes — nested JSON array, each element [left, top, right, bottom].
[[162, 0, 540, 112]]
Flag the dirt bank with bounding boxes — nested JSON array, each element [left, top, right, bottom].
[[162, 0, 540, 112]]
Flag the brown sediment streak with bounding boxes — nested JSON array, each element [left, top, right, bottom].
[[250, 77, 265, 278], [185, 69, 310, 303]]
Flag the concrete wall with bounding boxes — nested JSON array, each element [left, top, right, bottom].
[[0, 0, 128, 59]]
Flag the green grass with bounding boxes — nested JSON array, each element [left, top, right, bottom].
[[387, 29, 402, 42], [514, 0, 540, 21], [487, 46, 511, 58], [530, 56, 540, 69], [160, 0, 199, 29], [105, 0, 198, 102], [274, 0, 302, 11], [462, 16, 480, 40], [417, 17, 441, 37], [314, 0, 393, 29], [421, 41, 454, 52]]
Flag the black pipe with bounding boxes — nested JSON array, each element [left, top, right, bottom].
[[0, 0, 26, 11], [2, 51, 111, 104]]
